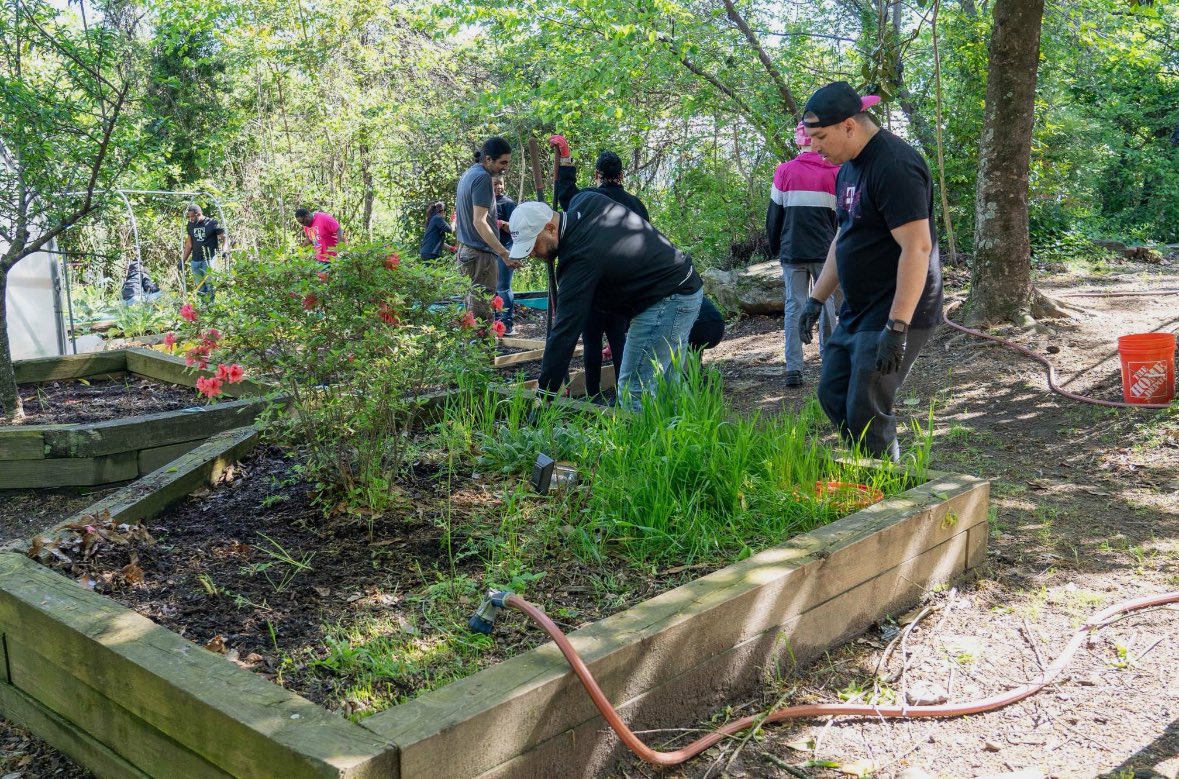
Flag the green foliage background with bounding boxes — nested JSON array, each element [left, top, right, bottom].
[[17, 0, 1179, 291]]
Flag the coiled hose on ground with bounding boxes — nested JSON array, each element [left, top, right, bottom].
[[471, 589, 1179, 767]]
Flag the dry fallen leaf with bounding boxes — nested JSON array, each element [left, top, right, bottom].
[[204, 635, 226, 653], [122, 552, 144, 585], [837, 758, 879, 776], [784, 738, 815, 752]]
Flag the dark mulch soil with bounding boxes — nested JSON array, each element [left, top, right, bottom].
[[45, 447, 708, 718], [0, 487, 116, 544], [0, 718, 92, 778], [3, 375, 200, 426]]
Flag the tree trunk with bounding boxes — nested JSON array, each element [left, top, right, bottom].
[[966, 0, 1045, 326], [0, 268, 25, 420]]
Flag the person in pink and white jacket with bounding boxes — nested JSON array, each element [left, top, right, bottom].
[[766, 120, 845, 387]]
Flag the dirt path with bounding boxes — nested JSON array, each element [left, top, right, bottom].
[[621, 261, 1179, 779], [5, 262, 1179, 779]]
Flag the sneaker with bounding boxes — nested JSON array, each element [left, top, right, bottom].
[[784, 370, 804, 387], [502, 323, 515, 336]]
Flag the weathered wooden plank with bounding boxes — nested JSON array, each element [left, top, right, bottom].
[[0, 430, 45, 460], [42, 397, 270, 458], [13, 352, 128, 384], [0, 554, 398, 778], [493, 348, 545, 367], [367, 473, 988, 778], [0, 680, 152, 779], [498, 337, 546, 350], [62, 427, 260, 529], [6, 637, 231, 778], [0, 451, 138, 489], [137, 439, 202, 476], [124, 348, 270, 398]]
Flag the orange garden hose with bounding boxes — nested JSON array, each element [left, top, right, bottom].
[[941, 308, 1175, 410], [472, 590, 1179, 767]]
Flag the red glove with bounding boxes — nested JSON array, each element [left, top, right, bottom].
[[602, 345, 613, 361], [548, 134, 571, 158], [497, 220, 508, 230], [445, 244, 457, 253]]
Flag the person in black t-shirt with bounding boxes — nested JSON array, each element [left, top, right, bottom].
[[493, 175, 517, 334], [183, 204, 224, 302], [419, 201, 455, 260], [508, 195, 703, 407], [797, 81, 943, 462], [550, 136, 650, 401]]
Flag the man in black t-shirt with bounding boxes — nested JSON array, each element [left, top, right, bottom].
[[493, 175, 517, 334], [551, 136, 651, 400], [508, 195, 703, 407], [797, 82, 943, 462], [182, 204, 225, 302]]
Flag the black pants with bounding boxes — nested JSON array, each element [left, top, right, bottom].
[[582, 309, 628, 396], [817, 323, 935, 461]]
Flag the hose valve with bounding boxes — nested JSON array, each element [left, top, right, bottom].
[[468, 590, 511, 634]]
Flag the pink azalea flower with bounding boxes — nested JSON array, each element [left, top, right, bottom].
[[163, 332, 177, 351], [491, 295, 504, 312], [385, 253, 401, 270], [302, 293, 318, 310], [195, 376, 223, 398], [179, 303, 197, 322], [459, 311, 476, 329], [492, 320, 506, 337]]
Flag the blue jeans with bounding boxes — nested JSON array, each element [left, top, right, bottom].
[[191, 259, 214, 302], [495, 256, 514, 329], [782, 262, 838, 372], [617, 287, 703, 407], [817, 322, 934, 461]]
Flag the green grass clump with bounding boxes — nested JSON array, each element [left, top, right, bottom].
[[570, 360, 924, 565]]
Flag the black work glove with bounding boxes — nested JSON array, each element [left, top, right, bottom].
[[797, 297, 824, 345], [875, 327, 907, 375]]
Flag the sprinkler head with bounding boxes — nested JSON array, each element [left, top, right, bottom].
[[468, 590, 512, 635]]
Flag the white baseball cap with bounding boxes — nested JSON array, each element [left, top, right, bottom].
[[508, 201, 555, 260]]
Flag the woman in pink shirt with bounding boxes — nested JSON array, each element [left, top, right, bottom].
[[295, 208, 343, 263]]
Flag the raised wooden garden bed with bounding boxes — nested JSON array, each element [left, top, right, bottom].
[[1, 348, 275, 489], [0, 422, 988, 778]]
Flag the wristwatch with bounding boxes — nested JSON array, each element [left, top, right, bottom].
[[886, 319, 909, 334]]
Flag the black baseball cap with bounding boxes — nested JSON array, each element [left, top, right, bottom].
[[803, 81, 881, 128]]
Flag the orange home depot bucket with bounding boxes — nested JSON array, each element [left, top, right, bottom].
[[1117, 333, 1176, 404]]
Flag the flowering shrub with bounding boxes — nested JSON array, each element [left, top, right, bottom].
[[185, 243, 494, 514], [166, 309, 245, 399]]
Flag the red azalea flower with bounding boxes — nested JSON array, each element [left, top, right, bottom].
[[492, 320, 506, 337], [318, 272, 328, 282], [196, 376, 223, 398], [226, 364, 245, 383], [215, 363, 231, 381], [491, 295, 504, 312], [385, 253, 401, 270], [205, 328, 221, 342], [377, 302, 399, 325], [459, 311, 476, 329], [163, 332, 177, 351], [302, 293, 318, 310], [179, 303, 197, 322]]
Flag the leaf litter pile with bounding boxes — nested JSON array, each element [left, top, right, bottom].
[[5, 375, 200, 426], [30, 447, 709, 719]]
